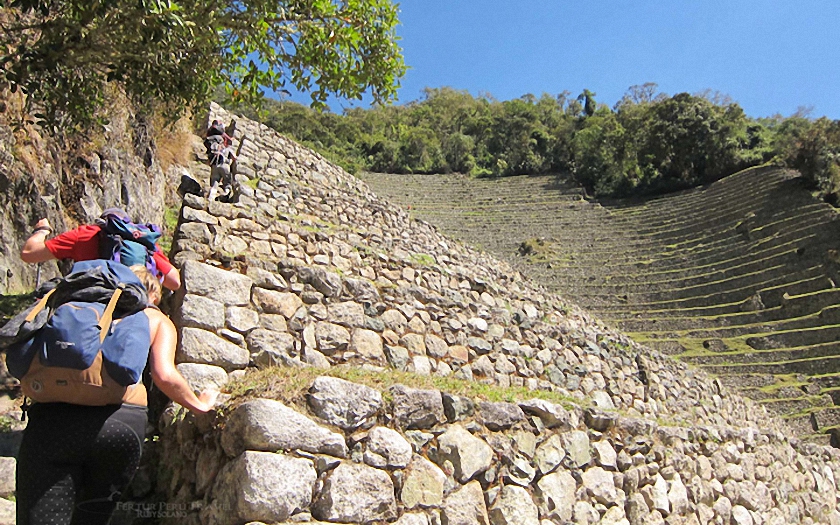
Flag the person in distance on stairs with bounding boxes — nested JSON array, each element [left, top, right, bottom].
[[204, 120, 237, 203]]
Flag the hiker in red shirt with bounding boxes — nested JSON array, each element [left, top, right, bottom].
[[20, 209, 181, 291]]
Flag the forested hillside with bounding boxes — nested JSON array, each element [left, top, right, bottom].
[[234, 85, 840, 204]]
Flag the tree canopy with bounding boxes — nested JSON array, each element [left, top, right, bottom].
[[231, 84, 840, 205], [0, 0, 406, 130]]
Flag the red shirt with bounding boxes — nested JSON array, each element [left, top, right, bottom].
[[45, 224, 173, 277]]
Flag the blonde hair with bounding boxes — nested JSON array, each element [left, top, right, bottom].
[[130, 265, 162, 304]]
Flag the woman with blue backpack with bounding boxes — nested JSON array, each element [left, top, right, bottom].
[[8, 261, 217, 525]]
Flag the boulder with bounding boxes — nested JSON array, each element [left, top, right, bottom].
[[307, 376, 382, 430], [221, 399, 347, 458], [441, 480, 489, 525], [478, 401, 525, 431], [209, 451, 316, 525], [390, 385, 445, 430], [182, 261, 253, 305], [536, 470, 576, 522], [364, 426, 413, 469], [178, 327, 250, 371], [312, 462, 397, 523], [433, 424, 493, 483], [488, 485, 539, 525], [401, 455, 446, 509]]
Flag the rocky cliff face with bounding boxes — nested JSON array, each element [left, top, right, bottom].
[[146, 104, 840, 525], [0, 105, 169, 294]]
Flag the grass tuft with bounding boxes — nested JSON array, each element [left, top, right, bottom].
[[222, 365, 583, 413]]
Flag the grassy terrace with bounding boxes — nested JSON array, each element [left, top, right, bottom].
[[361, 167, 840, 444]]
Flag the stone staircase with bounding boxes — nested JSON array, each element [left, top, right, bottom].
[[362, 168, 840, 443]]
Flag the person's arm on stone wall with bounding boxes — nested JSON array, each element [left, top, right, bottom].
[[146, 307, 217, 413], [153, 251, 181, 291], [161, 268, 181, 291], [20, 218, 56, 263]]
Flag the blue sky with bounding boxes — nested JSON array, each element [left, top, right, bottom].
[[288, 1, 840, 119]]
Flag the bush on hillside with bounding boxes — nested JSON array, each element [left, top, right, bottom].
[[783, 118, 840, 205]]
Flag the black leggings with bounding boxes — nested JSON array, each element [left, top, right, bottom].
[[16, 403, 147, 525]]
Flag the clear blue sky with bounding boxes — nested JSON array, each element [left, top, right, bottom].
[[288, 0, 840, 119]]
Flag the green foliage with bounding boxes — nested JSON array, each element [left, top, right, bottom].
[[0, 0, 406, 132], [0, 292, 35, 324], [782, 118, 840, 205], [571, 110, 636, 195], [408, 253, 435, 266], [157, 205, 180, 255], [234, 82, 840, 205]]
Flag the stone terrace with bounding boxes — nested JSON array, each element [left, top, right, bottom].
[[361, 169, 840, 442], [149, 103, 840, 525]]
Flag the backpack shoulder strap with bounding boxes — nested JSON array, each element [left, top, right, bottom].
[[24, 289, 56, 323], [97, 284, 126, 343]]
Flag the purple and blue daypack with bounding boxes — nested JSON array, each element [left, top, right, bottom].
[[96, 212, 163, 279]]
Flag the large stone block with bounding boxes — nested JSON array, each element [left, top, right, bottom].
[[433, 424, 493, 483], [536, 470, 576, 522], [209, 451, 316, 525], [246, 328, 296, 365], [315, 321, 351, 355], [349, 328, 385, 361], [178, 294, 225, 330], [401, 455, 446, 509], [364, 427, 412, 469], [488, 485, 539, 525], [390, 385, 445, 430], [441, 480, 489, 525], [478, 401, 525, 431], [307, 376, 382, 430], [178, 327, 250, 371], [182, 261, 254, 306], [175, 363, 229, 393], [221, 398, 347, 458], [252, 288, 302, 318], [312, 462, 397, 523], [328, 301, 366, 328]]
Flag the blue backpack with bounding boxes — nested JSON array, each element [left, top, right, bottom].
[[96, 214, 163, 280], [3, 260, 152, 405]]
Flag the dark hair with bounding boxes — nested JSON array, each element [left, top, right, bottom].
[[207, 121, 225, 136]]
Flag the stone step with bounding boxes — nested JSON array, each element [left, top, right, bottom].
[[756, 394, 833, 415], [810, 406, 840, 431], [632, 305, 840, 341], [535, 217, 831, 271], [580, 270, 833, 312], [615, 288, 840, 332], [681, 341, 840, 365], [553, 255, 817, 298], [699, 355, 840, 377], [745, 324, 840, 350]]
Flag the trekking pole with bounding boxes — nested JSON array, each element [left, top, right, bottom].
[[35, 262, 41, 288]]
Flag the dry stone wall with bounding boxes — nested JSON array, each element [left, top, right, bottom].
[[157, 103, 840, 525]]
